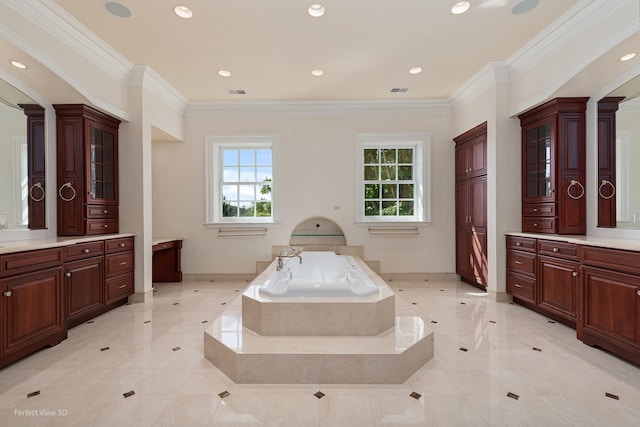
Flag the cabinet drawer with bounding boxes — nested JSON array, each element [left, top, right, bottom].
[[582, 246, 640, 275], [507, 250, 536, 275], [153, 240, 176, 252], [64, 241, 105, 261], [105, 252, 134, 277], [86, 219, 119, 235], [106, 237, 134, 254], [105, 272, 134, 304], [522, 217, 556, 234], [506, 271, 535, 303], [506, 236, 536, 252], [537, 240, 579, 260], [86, 205, 118, 219], [523, 203, 555, 217], [0, 248, 63, 278]]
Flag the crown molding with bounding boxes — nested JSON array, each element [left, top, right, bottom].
[[449, 62, 510, 106], [507, 0, 628, 74], [129, 65, 188, 114], [185, 100, 452, 117]]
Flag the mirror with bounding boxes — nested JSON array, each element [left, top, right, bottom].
[[0, 79, 46, 230], [598, 75, 640, 229]]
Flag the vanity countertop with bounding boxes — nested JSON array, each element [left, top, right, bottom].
[[152, 237, 184, 246], [0, 233, 135, 255], [506, 232, 640, 252]]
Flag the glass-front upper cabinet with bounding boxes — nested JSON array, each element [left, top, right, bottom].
[[55, 104, 121, 236], [88, 122, 117, 202], [518, 98, 588, 235], [524, 122, 553, 201]]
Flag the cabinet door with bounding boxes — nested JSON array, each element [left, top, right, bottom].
[[469, 176, 487, 286], [86, 120, 118, 205], [56, 114, 85, 235], [581, 266, 640, 349], [1, 267, 64, 355], [469, 135, 487, 177], [65, 257, 104, 323], [455, 143, 470, 181], [522, 120, 555, 203], [455, 181, 472, 280], [538, 256, 579, 324]]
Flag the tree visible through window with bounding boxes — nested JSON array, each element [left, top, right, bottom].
[[363, 147, 415, 217], [221, 148, 272, 218]]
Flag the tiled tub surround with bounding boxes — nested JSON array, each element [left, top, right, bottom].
[[242, 252, 395, 336], [205, 252, 434, 384]]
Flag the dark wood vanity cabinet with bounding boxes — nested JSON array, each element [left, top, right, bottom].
[[519, 98, 588, 235], [454, 123, 488, 289], [0, 248, 66, 368], [105, 237, 135, 305], [54, 104, 121, 236], [64, 241, 105, 328], [580, 246, 640, 365]]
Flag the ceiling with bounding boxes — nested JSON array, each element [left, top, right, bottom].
[[46, 1, 581, 102]]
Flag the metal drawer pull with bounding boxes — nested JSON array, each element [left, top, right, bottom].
[[29, 182, 45, 202], [118, 284, 127, 289], [83, 248, 90, 254], [572, 272, 578, 277], [65, 272, 71, 277], [533, 208, 538, 212], [103, 210, 108, 214], [104, 224, 109, 228], [3, 291, 11, 297], [637, 290, 640, 297], [119, 261, 127, 266], [567, 180, 585, 199], [598, 180, 616, 200], [58, 182, 76, 202], [516, 242, 521, 246], [553, 247, 559, 253], [514, 260, 524, 265], [533, 223, 539, 227], [119, 243, 125, 247], [514, 283, 523, 288]]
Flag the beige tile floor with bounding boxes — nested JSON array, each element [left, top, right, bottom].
[[1, 279, 640, 426]]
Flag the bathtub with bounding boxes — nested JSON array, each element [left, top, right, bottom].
[[259, 251, 379, 297]]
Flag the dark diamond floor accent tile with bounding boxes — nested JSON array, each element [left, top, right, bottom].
[[86, 320, 94, 324], [532, 347, 542, 352], [218, 391, 230, 399], [144, 320, 151, 324], [459, 347, 468, 352], [440, 289, 445, 292], [123, 390, 135, 398], [409, 392, 422, 400], [547, 320, 556, 324], [27, 390, 40, 398], [100, 347, 110, 352], [430, 320, 438, 324], [314, 391, 325, 399], [507, 392, 519, 400], [398, 289, 403, 292], [209, 280, 215, 283], [412, 302, 418, 305], [194, 289, 199, 292], [172, 346, 181, 352], [605, 392, 619, 400], [125, 302, 131, 305], [173, 302, 179, 306], [202, 320, 208, 324], [234, 289, 240, 292], [460, 302, 466, 305], [489, 320, 496, 324], [221, 302, 227, 305], [509, 302, 515, 305]]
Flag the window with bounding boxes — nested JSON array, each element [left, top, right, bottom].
[[205, 135, 280, 225], [355, 133, 430, 223]]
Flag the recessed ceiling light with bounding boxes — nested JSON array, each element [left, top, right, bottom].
[[409, 67, 423, 75], [218, 70, 231, 77], [174, 5, 193, 19], [10, 60, 27, 70], [311, 69, 324, 77], [620, 52, 637, 62], [511, 0, 539, 15], [451, 1, 471, 15], [103, 1, 133, 18], [308, 4, 325, 18]]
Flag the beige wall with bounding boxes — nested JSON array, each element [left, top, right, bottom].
[[152, 112, 455, 274]]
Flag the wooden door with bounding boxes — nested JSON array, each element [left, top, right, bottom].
[[1, 267, 64, 355], [538, 256, 579, 324], [65, 257, 104, 325]]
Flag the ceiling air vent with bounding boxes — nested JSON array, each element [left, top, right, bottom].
[[390, 88, 408, 93], [227, 89, 246, 95]]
